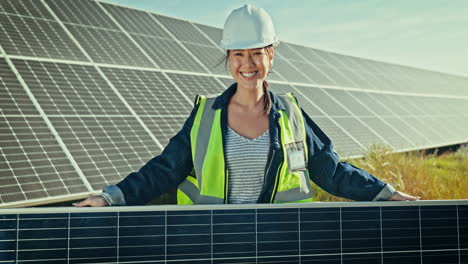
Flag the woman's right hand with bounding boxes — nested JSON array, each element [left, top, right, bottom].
[[73, 195, 109, 207]]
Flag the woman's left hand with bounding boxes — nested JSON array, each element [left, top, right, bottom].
[[388, 191, 421, 201]]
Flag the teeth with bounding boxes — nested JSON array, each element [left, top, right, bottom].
[[242, 72, 256, 77]]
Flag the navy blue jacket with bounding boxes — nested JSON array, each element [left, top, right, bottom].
[[115, 84, 393, 205]]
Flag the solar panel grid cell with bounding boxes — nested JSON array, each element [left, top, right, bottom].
[[0, 13, 88, 61], [141, 116, 187, 150], [383, 95, 446, 143], [285, 45, 337, 86], [0, 0, 53, 19], [305, 117, 365, 157], [358, 117, 413, 149], [333, 117, 385, 149], [277, 43, 308, 63], [156, 15, 214, 46], [301, 88, 349, 117], [66, 24, 154, 67], [100, 67, 191, 116], [315, 52, 357, 89], [49, 116, 158, 190], [183, 43, 227, 75], [356, 60, 394, 92], [166, 73, 226, 101], [273, 55, 310, 83], [134, 35, 208, 72], [303, 50, 351, 87], [45, 0, 118, 29], [0, 115, 87, 204], [13, 59, 130, 115], [397, 97, 460, 143], [0, 59, 39, 115], [195, 23, 223, 46], [364, 93, 433, 146], [101, 4, 170, 39]]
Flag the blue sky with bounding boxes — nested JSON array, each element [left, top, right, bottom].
[[104, 0, 468, 77]]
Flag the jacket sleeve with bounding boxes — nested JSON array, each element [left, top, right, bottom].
[[115, 105, 198, 205], [302, 109, 394, 201]]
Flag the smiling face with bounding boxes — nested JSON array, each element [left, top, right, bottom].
[[227, 47, 274, 91]]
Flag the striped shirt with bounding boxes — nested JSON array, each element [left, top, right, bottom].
[[225, 126, 270, 204]]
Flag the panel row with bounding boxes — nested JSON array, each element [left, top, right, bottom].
[[0, 0, 467, 95], [0, 205, 467, 263]]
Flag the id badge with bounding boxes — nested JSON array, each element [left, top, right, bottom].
[[286, 142, 307, 172]]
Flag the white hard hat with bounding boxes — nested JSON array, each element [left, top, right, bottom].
[[221, 4, 279, 50]]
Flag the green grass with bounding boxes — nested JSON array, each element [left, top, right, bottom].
[[312, 145, 468, 201]]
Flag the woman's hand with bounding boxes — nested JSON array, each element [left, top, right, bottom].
[[73, 195, 109, 207], [388, 191, 420, 201]]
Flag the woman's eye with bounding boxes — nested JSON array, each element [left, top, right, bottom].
[[234, 53, 242, 56]]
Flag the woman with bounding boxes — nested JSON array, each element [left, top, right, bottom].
[[75, 4, 418, 207]]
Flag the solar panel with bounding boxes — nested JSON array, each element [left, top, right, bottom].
[[0, 201, 466, 263]]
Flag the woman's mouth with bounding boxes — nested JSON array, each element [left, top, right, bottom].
[[241, 71, 258, 79]]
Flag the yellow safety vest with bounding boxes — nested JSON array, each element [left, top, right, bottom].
[[177, 93, 313, 204]]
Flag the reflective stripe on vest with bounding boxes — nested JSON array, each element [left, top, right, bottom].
[[177, 93, 312, 204], [274, 94, 312, 203], [185, 95, 225, 203]]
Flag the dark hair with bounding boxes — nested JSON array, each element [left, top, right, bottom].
[[222, 45, 274, 115]]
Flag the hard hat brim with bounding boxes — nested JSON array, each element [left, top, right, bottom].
[[221, 39, 279, 50]]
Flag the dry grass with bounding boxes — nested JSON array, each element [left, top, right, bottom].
[[312, 145, 468, 201]]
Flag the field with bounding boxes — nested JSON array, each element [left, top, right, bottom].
[[312, 145, 468, 202]]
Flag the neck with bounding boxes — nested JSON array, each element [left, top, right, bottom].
[[231, 84, 264, 110]]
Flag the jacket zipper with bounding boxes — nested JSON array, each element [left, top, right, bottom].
[[224, 169, 229, 204]]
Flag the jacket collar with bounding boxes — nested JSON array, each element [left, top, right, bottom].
[[211, 82, 287, 112]]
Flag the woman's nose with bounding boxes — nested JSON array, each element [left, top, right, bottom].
[[243, 54, 255, 67]]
